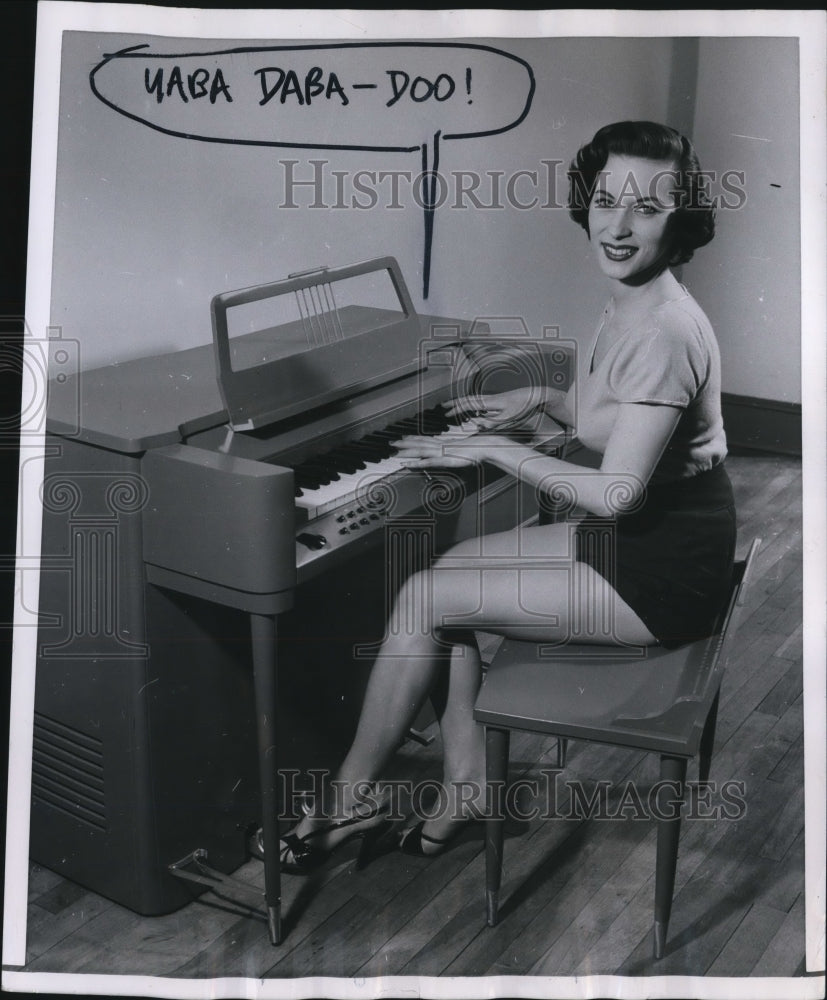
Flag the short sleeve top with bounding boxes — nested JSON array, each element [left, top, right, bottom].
[[574, 290, 727, 483]]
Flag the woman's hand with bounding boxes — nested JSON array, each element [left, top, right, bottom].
[[394, 432, 509, 470], [443, 387, 549, 431]]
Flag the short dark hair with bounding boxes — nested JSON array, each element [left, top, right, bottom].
[[568, 121, 716, 265]]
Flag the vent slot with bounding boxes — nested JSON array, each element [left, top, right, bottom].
[[32, 712, 107, 831]]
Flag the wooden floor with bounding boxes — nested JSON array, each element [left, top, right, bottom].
[[19, 452, 809, 982]]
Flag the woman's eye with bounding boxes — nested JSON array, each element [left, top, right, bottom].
[[593, 196, 612, 208], [635, 204, 658, 215]]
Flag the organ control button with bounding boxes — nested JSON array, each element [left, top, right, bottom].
[[296, 532, 329, 550]]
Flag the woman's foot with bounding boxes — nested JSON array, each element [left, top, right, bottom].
[[250, 785, 391, 874], [398, 817, 480, 857], [293, 787, 388, 850], [399, 776, 486, 857]]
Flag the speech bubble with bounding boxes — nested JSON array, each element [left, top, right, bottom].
[[90, 41, 535, 297]]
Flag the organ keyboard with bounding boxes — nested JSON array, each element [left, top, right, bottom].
[[292, 409, 478, 519], [32, 257, 572, 940]]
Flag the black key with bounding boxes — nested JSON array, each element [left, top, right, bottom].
[[333, 444, 368, 470], [382, 418, 417, 437], [352, 439, 394, 462], [294, 470, 323, 490], [307, 460, 343, 483], [298, 465, 333, 486], [420, 410, 449, 434]]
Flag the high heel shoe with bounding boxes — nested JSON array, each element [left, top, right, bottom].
[[353, 815, 399, 871], [398, 817, 481, 858], [249, 790, 392, 875]]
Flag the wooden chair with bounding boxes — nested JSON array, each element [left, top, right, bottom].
[[473, 538, 760, 960]]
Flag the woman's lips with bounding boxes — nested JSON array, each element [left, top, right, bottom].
[[601, 243, 638, 262]]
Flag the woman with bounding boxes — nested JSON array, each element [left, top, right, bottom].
[[264, 120, 736, 870]]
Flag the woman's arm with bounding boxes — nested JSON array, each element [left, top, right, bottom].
[[396, 401, 682, 518], [444, 385, 574, 431], [540, 386, 574, 427]]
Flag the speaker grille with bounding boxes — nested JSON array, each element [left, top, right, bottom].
[[32, 712, 107, 831]]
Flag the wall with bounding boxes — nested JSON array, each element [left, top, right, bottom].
[[50, 33, 676, 371], [688, 37, 801, 403]]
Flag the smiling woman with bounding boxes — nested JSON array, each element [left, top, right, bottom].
[[255, 120, 736, 872], [589, 155, 680, 281]]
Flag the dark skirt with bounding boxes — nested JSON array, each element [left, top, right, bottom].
[[574, 463, 737, 647]]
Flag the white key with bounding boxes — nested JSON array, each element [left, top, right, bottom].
[[295, 456, 407, 517]]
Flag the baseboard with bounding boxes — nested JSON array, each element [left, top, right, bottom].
[[567, 395, 802, 461], [722, 393, 802, 456]]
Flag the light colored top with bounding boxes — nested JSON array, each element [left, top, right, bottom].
[[574, 289, 728, 483]]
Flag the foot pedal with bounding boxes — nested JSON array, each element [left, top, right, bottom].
[[405, 726, 435, 746], [168, 848, 264, 907]]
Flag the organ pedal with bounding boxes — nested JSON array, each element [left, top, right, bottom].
[[168, 848, 281, 942], [405, 726, 436, 747]]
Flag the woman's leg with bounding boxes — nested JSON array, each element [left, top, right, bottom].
[[289, 574, 458, 844], [292, 520, 655, 846], [400, 520, 658, 847], [406, 637, 486, 849], [428, 520, 657, 646]]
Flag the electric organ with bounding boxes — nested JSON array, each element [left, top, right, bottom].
[[30, 258, 572, 940]]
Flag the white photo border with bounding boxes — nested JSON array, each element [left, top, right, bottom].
[[3, 4, 825, 998]]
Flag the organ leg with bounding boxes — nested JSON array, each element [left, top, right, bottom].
[[250, 612, 282, 945]]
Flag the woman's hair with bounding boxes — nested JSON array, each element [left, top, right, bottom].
[[568, 120, 716, 265]]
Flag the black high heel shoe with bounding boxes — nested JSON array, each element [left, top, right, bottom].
[[250, 791, 393, 875], [398, 817, 481, 858]]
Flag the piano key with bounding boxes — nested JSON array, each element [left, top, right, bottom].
[[294, 452, 355, 481], [295, 461, 407, 516], [420, 410, 450, 433], [326, 455, 365, 475], [295, 471, 324, 491], [336, 443, 370, 465], [292, 407, 472, 489], [351, 439, 393, 460], [299, 465, 337, 486]]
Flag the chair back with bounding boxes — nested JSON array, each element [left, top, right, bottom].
[[713, 536, 761, 660]]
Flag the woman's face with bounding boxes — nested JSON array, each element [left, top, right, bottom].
[[587, 153, 679, 285]]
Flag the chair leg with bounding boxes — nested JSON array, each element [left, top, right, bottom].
[[485, 726, 510, 927], [698, 690, 720, 784], [556, 737, 568, 769], [653, 755, 688, 960]]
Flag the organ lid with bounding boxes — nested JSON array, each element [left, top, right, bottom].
[[45, 337, 228, 453]]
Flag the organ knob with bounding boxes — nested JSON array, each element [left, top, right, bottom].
[[296, 533, 328, 550]]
